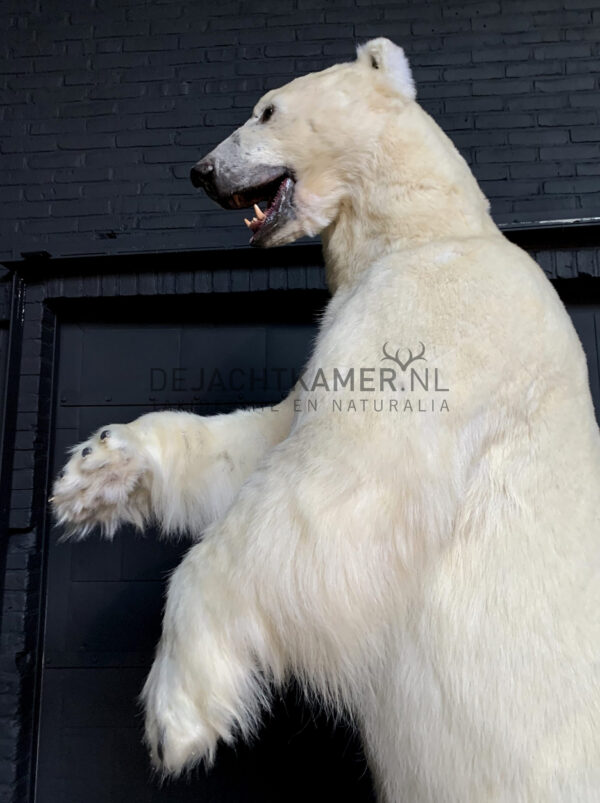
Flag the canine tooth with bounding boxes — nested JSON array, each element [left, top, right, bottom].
[[254, 204, 265, 220], [244, 218, 252, 228]]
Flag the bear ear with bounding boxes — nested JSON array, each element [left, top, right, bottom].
[[356, 38, 416, 101]]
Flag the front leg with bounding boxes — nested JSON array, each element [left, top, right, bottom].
[[141, 430, 384, 777], [142, 531, 279, 773], [51, 393, 296, 540], [141, 446, 301, 775]]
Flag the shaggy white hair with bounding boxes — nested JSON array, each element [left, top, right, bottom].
[[52, 39, 600, 802]]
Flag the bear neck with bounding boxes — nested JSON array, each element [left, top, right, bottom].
[[320, 103, 500, 294]]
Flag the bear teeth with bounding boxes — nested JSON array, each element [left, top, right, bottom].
[[244, 215, 263, 232], [244, 203, 267, 232]]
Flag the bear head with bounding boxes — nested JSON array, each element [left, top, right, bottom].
[[190, 38, 416, 248]]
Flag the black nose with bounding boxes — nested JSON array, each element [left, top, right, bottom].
[[190, 159, 215, 190]]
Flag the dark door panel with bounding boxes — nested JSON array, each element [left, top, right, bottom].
[[567, 304, 600, 419]]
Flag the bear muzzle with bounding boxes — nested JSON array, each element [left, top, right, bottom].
[[190, 157, 296, 247]]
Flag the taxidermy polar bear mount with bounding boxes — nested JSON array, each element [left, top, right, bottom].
[[51, 39, 600, 802]]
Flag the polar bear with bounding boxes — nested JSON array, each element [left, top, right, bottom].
[[51, 39, 600, 802]]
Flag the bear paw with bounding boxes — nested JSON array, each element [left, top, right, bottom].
[[50, 424, 151, 539], [142, 649, 222, 776]]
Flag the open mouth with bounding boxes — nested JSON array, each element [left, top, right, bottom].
[[191, 159, 296, 247], [222, 170, 295, 247]]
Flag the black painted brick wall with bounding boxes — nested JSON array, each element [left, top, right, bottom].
[[1, 1, 600, 256]]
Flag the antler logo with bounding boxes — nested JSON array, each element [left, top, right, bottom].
[[381, 342, 427, 372]]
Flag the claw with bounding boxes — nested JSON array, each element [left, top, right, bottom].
[[156, 728, 165, 765]]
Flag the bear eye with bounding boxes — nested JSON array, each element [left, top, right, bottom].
[[260, 104, 275, 124]]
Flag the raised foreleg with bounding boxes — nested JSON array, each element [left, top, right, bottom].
[[51, 393, 296, 540]]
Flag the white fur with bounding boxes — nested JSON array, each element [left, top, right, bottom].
[[357, 38, 416, 101], [53, 40, 600, 802], [52, 399, 296, 539]]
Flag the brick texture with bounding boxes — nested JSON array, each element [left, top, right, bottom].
[[0, 2, 599, 255]]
